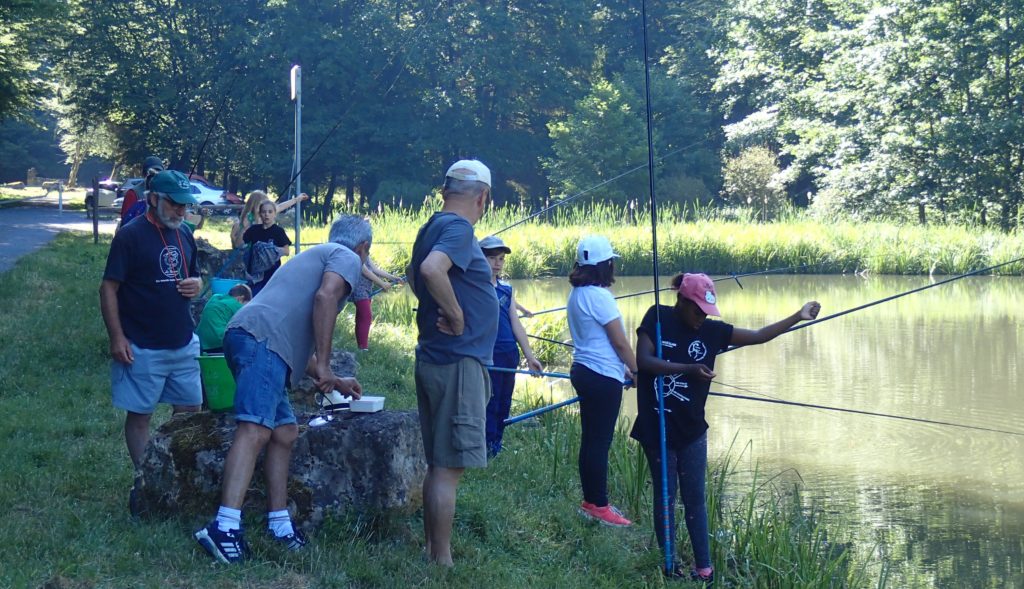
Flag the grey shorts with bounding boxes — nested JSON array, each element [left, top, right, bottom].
[[415, 357, 491, 468], [111, 334, 202, 414]]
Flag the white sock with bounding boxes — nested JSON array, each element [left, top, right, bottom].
[[215, 506, 242, 532], [268, 509, 294, 537]]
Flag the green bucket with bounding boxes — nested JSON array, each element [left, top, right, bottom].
[[198, 355, 235, 412]]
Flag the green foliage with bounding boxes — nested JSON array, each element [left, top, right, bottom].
[[722, 146, 787, 221], [545, 76, 654, 205], [6, 0, 1024, 229]]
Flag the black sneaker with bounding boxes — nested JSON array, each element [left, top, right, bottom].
[[195, 521, 249, 563], [272, 528, 308, 552]]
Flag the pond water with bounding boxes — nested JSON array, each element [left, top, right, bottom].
[[387, 274, 1024, 586]]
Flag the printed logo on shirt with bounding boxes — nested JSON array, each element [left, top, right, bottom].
[[158, 245, 183, 281], [688, 340, 708, 362], [651, 375, 690, 414], [662, 339, 677, 349]]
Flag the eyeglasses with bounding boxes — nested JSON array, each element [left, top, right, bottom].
[[158, 194, 191, 211]]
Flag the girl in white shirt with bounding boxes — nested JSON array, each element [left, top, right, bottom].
[[566, 235, 638, 528]]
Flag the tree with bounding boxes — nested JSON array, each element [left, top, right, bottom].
[[545, 76, 653, 205]]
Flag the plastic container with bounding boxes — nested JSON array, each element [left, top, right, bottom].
[[198, 354, 236, 412], [351, 396, 385, 413], [210, 277, 246, 295]]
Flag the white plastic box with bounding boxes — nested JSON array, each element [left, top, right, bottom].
[[351, 396, 385, 413]]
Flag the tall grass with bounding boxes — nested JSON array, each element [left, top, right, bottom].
[[293, 203, 1023, 279]]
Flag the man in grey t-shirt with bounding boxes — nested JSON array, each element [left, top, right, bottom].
[[195, 215, 369, 564], [408, 159, 498, 567]]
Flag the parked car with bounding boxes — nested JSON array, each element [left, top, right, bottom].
[[116, 176, 237, 216], [85, 179, 119, 209]]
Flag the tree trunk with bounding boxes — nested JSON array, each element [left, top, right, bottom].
[[324, 171, 337, 224], [67, 140, 82, 188], [346, 174, 355, 207]]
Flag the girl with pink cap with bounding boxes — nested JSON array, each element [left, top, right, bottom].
[[631, 272, 820, 583]]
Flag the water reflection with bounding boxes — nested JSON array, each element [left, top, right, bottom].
[[516, 274, 1024, 587], [384, 274, 1024, 586]]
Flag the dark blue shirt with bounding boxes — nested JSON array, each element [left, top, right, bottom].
[[493, 280, 517, 354], [103, 215, 199, 349], [630, 304, 734, 447], [410, 212, 498, 364]]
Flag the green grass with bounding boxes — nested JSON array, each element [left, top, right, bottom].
[[289, 203, 1024, 279], [0, 231, 881, 587]]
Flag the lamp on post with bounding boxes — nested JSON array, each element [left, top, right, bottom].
[[290, 64, 302, 253]]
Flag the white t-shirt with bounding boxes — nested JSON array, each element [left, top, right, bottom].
[[567, 285, 627, 382]]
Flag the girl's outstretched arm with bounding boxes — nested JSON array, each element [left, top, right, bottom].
[[730, 301, 821, 346]]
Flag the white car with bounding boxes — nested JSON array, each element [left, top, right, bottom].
[[114, 177, 236, 216]]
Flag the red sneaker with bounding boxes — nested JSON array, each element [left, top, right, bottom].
[[578, 501, 632, 527]]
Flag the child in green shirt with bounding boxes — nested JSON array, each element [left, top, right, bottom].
[[196, 284, 252, 353]]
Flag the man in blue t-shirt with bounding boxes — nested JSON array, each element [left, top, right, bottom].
[[99, 169, 202, 516], [408, 159, 498, 567]]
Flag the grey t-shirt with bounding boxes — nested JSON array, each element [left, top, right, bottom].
[[411, 212, 498, 365], [228, 243, 362, 386]]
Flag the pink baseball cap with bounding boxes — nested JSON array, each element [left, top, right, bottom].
[[678, 273, 721, 316]]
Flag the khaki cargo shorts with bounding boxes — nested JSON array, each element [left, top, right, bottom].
[[415, 357, 491, 468]]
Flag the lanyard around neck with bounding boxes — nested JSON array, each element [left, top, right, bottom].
[[146, 211, 190, 281]]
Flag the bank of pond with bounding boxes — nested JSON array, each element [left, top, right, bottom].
[[280, 208, 1024, 280]]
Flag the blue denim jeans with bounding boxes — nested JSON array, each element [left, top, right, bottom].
[[643, 433, 710, 569], [222, 328, 295, 428]]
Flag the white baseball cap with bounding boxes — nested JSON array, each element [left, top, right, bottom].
[[576, 235, 619, 266], [445, 159, 491, 188]]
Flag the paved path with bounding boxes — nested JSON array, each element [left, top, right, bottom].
[[0, 198, 117, 273]]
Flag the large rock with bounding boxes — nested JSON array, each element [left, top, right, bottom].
[[137, 410, 425, 528], [135, 350, 425, 528], [196, 237, 246, 281]]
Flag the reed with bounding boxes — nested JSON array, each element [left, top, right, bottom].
[[287, 204, 1023, 279]]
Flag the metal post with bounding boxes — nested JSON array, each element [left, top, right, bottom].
[[291, 65, 302, 253], [57, 183, 63, 213]]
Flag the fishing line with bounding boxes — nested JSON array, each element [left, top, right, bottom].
[[709, 382, 1024, 437], [722, 254, 1024, 354], [500, 370, 1024, 437], [527, 260, 834, 317], [526, 333, 575, 349], [278, 0, 448, 198], [189, 69, 242, 178], [503, 256, 1024, 424], [491, 135, 715, 237]]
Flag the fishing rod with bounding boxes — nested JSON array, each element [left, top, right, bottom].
[[189, 69, 241, 179], [710, 384, 1024, 437], [491, 135, 714, 238], [503, 255, 1024, 423], [638, 0, 674, 574], [503, 374, 1024, 437], [527, 260, 833, 318], [278, 0, 448, 199], [723, 254, 1024, 353]]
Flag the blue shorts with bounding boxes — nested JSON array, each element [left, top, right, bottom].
[[111, 334, 202, 414], [222, 327, 295, 429]]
